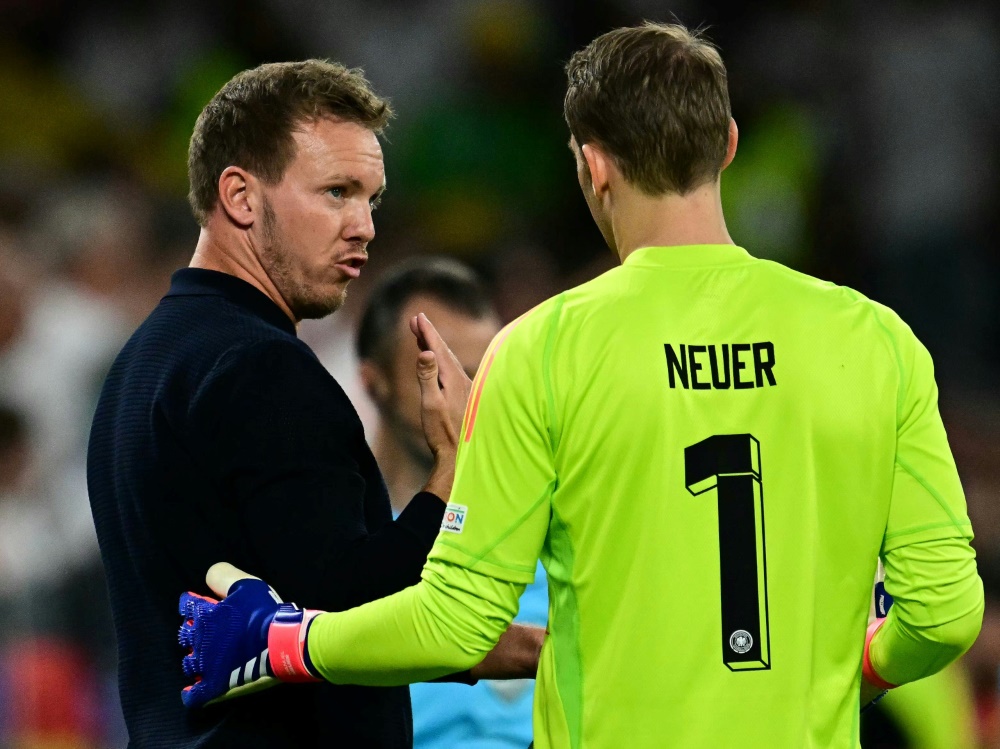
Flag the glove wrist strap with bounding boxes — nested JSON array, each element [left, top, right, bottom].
[[862, 618, 897, 691], [268, 605, 323, 683]]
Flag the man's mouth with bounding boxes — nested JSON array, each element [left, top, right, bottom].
[[335, 254, 367, 279]]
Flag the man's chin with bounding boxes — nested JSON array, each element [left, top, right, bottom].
[[293, 291, 347, 320]]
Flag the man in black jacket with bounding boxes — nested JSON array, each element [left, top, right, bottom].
[[87, 60, 539, 749]]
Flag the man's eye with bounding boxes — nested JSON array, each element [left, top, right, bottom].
[[328, 187, 344, 199], [370, 196, 382, 211]]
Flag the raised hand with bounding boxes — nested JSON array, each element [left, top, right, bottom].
[[410, 312, 472, 499]]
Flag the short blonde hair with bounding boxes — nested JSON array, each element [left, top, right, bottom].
[[564, 22, 731, 195], [187, 60, 392, 226]]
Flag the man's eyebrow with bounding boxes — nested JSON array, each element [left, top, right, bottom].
[[326, 175, 365, 189]]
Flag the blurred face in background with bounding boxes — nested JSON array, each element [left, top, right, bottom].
[[254, 117, 385, 320], [0, 408, 31, 494], [0, 271, 25, 354], [363, 295, 500, 466]]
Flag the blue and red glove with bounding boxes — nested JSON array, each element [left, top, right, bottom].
[[873, 580, 893, 619], [861, 580, 897, 711], [178, 565, 324, 708]]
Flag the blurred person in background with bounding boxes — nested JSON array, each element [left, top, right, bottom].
[[391, 0, 567, 257], [0, 403, 104, 749], [0, 246, 92, 623], [357, 257, 548, 749], [0, 403, 57, 617], [357, 258, 499, 513], [1, 182, 150, 585], [0, 638, 104, 749], [948, 409, 1000, 748], [0, 225, 129, 747], [849, 2, 1000, 391]]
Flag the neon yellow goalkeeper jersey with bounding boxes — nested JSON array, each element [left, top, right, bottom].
[[307, 243, 979, 749], [430, 243, 973, 747]]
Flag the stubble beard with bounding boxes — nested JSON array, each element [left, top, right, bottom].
[[258, 197, 347, 321]]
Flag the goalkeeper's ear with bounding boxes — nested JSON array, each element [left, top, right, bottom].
[[206, 562, 259, 598]]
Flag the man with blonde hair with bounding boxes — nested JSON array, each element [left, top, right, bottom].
[[90, 60, 539, 749], [181, 25, 984, 748]]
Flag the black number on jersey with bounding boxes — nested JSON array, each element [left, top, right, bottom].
[[684, 434, 771, 671]]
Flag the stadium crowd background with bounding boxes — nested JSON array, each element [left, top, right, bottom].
[[0, 0, 998, 746]]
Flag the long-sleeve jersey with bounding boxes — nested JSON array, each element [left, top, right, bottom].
[[304, 244, 984, 748]]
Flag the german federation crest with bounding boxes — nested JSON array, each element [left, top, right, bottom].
[[729, 629, 753, 655]]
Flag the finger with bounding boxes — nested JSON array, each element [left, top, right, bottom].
[[179, 591, 215, 694], [410, 315, 428, 351], [178, 615, 196, 650], [178, 591, 215, 651], [416, 349, 437, 378], [415, 314, 465, 386], [181, 678, 207, 708], [179, 592, 216, 634], [179, 590, 218, 617], [206, 562, 258, 599], [415, 313, 445, 355], [182, 649, 200, 679], [416, 350, 443, 403]]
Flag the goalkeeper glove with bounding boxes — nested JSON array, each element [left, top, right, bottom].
[[178, 565, 324, 708], [862, 580, 897, 706]]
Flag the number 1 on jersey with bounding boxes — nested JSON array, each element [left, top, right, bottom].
[[684, 434, 771, 671]]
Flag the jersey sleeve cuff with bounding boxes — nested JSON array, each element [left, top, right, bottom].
[[427, 668, 479, 685], [862, 618, 897, 691], [268, 605, 324, 683]]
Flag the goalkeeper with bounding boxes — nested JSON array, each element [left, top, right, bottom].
[[181, 22, 984, 748]]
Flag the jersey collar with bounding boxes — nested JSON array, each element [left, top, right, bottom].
[[623, 244, 753, 269], [165, 267, 297, 336]]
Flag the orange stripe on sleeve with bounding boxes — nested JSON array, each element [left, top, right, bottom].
[[461, 345, 494, 438], [462, 316, 524, 443]]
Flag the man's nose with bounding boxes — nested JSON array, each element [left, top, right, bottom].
[[346, 201, 376, 243]]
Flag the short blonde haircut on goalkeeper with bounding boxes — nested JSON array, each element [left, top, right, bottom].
[[564, 22, 731, 196]]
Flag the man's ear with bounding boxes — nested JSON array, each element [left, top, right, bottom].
[[581, 143, 612, 202], [359, 360, 391, 406], [722, 118, 738, 171], [217, 166, 257, 228]]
